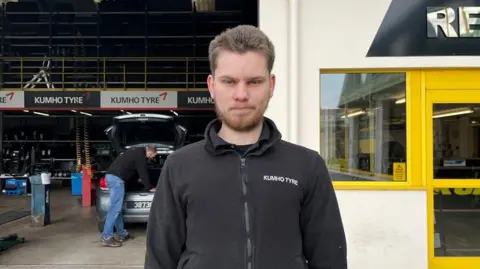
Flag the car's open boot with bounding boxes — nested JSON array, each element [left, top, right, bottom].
[[125, 168, 161, 192]]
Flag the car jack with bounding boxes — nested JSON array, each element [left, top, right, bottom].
[[0, 233, 26, 252]]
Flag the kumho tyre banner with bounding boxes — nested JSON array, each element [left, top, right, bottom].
[[24, 91, 101, 109]]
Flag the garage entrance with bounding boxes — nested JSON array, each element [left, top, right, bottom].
[[0, 91, 215, 265], [426, 71, 480, 269], [0, 0, 258, 265]]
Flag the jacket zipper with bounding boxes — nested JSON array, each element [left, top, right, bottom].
[[240, 157, 253, 269]]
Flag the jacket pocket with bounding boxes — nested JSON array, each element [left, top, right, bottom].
[[294, 256, 307, 269], [177, 252, 198, 269]]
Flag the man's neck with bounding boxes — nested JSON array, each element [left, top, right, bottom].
[[217, 121, 263, 146]]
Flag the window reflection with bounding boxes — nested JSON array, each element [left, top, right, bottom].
[[320, 73, 407, 181]]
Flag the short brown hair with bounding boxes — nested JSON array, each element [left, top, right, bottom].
[[208, 25, 275, 74]]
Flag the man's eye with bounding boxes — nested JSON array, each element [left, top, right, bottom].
[[222, 80, 233, 84], [249, 80, 262, 85]]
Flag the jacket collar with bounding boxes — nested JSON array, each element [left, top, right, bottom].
[[204, 116, 282, 156]]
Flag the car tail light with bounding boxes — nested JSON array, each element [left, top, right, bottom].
[[99, 177, 109, 191]]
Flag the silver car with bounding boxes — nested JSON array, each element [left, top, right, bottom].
[[95, 113, 187, 232]]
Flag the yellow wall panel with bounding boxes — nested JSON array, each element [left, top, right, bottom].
[[425, 70, 480, 90]]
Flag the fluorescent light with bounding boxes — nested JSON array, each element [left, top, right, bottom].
[[395, 98, 406, 104], [33, 111, 49, 117], [341, 110, 365, 119], [71, 110, 77, 113], [23, 110, 29, 113], [433, 108, 474, 119], [79, 111, 93, 116], [170, 110, 179, 116], [126, 112, 132, 115]]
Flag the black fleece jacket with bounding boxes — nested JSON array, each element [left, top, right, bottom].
[[145, 117, 347, 269]]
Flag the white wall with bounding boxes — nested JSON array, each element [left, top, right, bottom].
[[311, 1, 480, 69], [336, 190, 428, 269], [259, 0, 290, 141], [259, 0, 432, 268]]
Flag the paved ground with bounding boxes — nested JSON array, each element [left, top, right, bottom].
[[3, 178, 480, 268], [0, 183, 146, 268]]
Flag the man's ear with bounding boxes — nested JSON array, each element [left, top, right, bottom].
[[207, 74, 215, 99], [269, 74, 276, 98]]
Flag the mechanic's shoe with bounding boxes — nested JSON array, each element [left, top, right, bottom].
[[101, 237, 122, 247], [118, 233, 134, 242]]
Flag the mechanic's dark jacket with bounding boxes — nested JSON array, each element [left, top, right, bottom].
[[145, 117, 347, 269], [107, 147, 151, 190]]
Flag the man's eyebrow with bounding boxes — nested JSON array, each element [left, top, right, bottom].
[[247, 76, 266, 80], [216, 76, 266, 80]]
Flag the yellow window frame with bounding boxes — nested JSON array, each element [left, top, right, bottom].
[[321, 68, 480, 268], [319, 69, 423, 190]]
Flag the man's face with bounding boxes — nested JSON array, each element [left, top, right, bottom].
[[207, 50, 275, 132]]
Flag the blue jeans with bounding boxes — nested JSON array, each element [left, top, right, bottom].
[[101, 174, 128, 238]]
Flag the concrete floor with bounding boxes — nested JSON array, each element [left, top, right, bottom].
[[0, 183, 146, 268], [4, 180, 480, 267]]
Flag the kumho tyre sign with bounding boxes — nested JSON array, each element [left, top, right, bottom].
[[100, 91, 177, 109], [24, 91, 101, 109], [0, 90, 215, 110], [0, 91, 24, 109], [177, 91, 214, 109]]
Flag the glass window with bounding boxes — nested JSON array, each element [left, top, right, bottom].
[[433, 188, 480, 257], [433, 104, 480, 179], [320, 72, 407, 182]]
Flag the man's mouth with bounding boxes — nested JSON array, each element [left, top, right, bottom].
[[230, 107, 254, 111]]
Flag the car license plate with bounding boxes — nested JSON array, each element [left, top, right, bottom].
[[127, 201, 152, 209]]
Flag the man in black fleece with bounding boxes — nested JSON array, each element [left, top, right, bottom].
[[100, 145, 157, 247], [145, 25, 347, 269]]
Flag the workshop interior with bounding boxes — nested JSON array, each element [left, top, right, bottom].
[[0, 0, 254, 257]]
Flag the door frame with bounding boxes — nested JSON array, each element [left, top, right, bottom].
[[425, 76, 480, 269]]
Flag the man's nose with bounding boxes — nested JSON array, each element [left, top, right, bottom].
[[233, 84, 248, 100]]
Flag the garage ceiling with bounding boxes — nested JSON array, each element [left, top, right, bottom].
[[0, 0, 257, 58]]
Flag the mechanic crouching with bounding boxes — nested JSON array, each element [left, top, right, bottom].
[[100, 144, 157, 247]]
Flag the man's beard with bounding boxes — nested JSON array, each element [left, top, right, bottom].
[[215, 102, 269, 132]]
